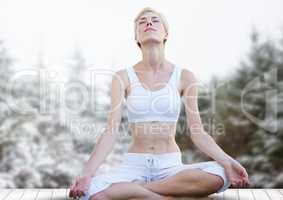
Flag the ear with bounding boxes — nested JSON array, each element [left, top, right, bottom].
[[164, 32, 168, 39]]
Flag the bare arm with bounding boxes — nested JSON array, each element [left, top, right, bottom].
[[182, 70, 251, 188], [80, 70, 125, 177], [182, 69, 234, 167]]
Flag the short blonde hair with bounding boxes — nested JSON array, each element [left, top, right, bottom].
[[134, 7, 169, 48]]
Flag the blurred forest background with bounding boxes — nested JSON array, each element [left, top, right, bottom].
[[0, 28, 282, 189]]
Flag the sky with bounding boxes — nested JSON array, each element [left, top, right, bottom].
[[0, 0, 283, 84]]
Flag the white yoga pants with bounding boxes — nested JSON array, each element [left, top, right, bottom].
[[79, 152, 231, 200]]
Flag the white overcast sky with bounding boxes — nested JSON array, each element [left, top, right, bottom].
[[0, 0, 283, 83]]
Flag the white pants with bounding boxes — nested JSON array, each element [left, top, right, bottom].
[[80, 152, 231, 200]]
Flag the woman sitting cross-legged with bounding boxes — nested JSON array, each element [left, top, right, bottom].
[[69, 7, 250, 200]]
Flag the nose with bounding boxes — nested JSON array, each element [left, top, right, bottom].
[[146, 21, 152, 27]]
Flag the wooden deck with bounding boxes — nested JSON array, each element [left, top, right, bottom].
[[0, 189, 282, 199]]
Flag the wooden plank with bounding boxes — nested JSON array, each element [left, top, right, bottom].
[[5, 189, 25, 200], [2, 188, 283, 200], [0, 189, 14, 200], [223, 188, 238, 200], [239, 188, 254, 199], [265, 189, 283, 200], [36, 189, 53, 200], [251, 189, 270, 200], [21, 189, 40, 200], [52, 189, 68, 200]]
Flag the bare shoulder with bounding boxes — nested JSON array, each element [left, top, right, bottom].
[[180, 68, 198, 89], [111, 68, 130, 99], [112, 68, 128, 87], [114, 68, 125, 78]]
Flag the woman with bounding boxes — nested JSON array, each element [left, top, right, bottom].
[[69, 7, 250, 200]]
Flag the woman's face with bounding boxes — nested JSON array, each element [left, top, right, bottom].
[[136, 12, 167, 47]]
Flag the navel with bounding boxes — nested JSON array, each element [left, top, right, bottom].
[[149, 146, 155, 150]]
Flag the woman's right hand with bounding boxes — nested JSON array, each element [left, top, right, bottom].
[[69, 174, 92, 199]]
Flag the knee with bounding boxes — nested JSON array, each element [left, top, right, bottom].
[[189, 175, 224, 197], [211, 176, 224, 192], [201, 175, 224, 194], [205, 162, 225, 191], [89, 191, 111, 200]]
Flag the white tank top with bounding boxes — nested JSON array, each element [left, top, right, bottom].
[[125, 65, 182, 123]]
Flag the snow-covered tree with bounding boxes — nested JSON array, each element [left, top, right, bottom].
[[213, 29, 283, 188]]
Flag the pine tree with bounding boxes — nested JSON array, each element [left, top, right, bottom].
[[214, 28, 283, 187]]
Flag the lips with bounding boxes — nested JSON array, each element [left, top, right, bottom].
[[144, 27, 156, 32]]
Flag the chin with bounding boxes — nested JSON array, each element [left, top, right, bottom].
[[140, 37, 163, 45]]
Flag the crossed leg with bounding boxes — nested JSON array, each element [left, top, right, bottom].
[[139, 168, 224, 198], [89, 168, 223, 200], [90, 181, 172, 200]]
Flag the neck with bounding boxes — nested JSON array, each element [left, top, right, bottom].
[[140, 42, 166, 72]]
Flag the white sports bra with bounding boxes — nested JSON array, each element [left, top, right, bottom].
[[125, 65, 182, 123]]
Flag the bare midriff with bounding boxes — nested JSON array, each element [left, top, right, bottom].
[[127, 121, 181, 154]]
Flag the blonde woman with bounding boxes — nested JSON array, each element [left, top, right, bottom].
[[69, 7, 250, 200]]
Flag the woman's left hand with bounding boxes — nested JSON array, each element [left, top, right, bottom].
[[222, 159, 251, 188]]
